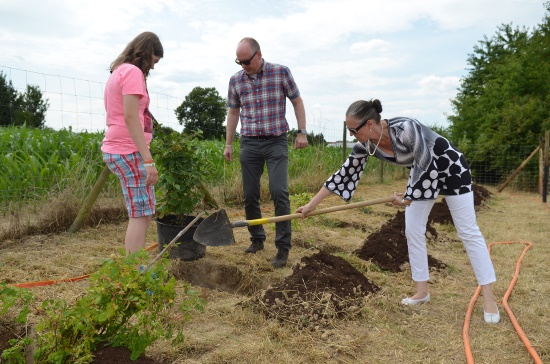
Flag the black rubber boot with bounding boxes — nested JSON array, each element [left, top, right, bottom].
[[245, 239, 264, 254], [271, 249, 289, 268]]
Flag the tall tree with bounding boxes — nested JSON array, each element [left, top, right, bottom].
[[175, 86, 227, 140], [448, 3, 550, 183], [0, 71, 19, 126], [14, 85, 49, 128]]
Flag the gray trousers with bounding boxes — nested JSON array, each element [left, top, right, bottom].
[[239, 134, 291, 251]]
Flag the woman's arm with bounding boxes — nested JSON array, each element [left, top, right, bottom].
[[295, 186, 333, 219], [123, 94, 157, 186]]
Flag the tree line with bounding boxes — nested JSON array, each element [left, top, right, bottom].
[[0, 72, 49, 128], [3, 1, 550, 156], [448, 2, 550, 183]]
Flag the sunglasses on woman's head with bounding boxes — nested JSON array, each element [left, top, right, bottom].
[[235, 50, 258, 66], [347, 119, 369, 136]]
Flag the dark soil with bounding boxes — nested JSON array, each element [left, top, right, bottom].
[[472, 184, 492, 207], [92, 345, 163, 364], [0, 325, 163, 364], [428, 184, 492, 225], [0, 322, 22, 356], [260, 251, 380, 328], [250, 186, 493, 328], [355, 185, 491, 272], [354, 210, 446, 272]]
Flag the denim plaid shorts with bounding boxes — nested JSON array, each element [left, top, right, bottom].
[[103, 152, 155, 218]]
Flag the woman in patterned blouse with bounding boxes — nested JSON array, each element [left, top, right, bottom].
[[296, 99, 500, 324]]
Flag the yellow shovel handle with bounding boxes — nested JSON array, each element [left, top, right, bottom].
[[241, 196, 395, 227]]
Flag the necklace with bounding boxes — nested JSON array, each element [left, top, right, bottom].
[[367, 122, 384, 156]]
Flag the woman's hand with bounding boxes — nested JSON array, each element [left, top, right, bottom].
[[145, 165, 158, 186], [295, 204, 314, 219], [392, 191, 405, 206]]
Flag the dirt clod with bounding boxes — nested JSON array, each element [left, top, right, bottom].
[[259, 251, 379, 328], [354, 185, 491, 272]]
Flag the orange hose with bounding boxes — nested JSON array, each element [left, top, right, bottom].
[[8, 243, 159, 289], [463, 241, 543, 364]]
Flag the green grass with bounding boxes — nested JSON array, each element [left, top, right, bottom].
[[0, 127, 405, 211], [0, 126, 109, 207]]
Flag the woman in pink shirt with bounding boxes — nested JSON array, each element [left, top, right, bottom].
[[101, 31, 163, 253]]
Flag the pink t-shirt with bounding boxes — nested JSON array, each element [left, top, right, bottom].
[[101, 63, 153, 154]]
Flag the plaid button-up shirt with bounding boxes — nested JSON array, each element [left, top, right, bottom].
[[227, 60, 300, 136]]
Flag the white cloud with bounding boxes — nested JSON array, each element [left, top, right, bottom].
[[350, 39, 393, 55], [0, 0, 545, 139], [417, 75, 461, 95]]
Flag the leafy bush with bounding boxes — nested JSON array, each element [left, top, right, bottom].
[[0, 250, 206, 363], [151, 130, 217, 220]]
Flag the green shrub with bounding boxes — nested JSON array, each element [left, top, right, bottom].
[[0, 250, 206, 363], [151, 130, 217, 221]]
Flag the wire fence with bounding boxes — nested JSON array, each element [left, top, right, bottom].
[[1, 66, 184, 133], [0, 66, 346, 142], [0, 66, 547, 210]]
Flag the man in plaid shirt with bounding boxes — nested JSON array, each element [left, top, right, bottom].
[[224, 37, 308, 268]]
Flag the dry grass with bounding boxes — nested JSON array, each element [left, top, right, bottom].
[[1, 181, 549, 363]]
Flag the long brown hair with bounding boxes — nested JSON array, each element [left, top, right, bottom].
[[110, 32, 164, 78]]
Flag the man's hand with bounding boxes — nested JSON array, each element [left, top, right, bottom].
[[294, 133, 308, 149], [223, 145, 233, 161]]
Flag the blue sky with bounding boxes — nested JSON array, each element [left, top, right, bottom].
[[0, 0, 545, 141]]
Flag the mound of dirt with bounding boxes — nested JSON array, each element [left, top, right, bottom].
[[355, 185, 492, 272], [473, 184, 492, 207], [429, 184, 492, 225], [354, 211, 446, 272], [260, 251, 379, 329]]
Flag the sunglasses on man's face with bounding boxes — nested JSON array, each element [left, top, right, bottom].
[[235, 50, 258, 66], [347, 119, 369, 136]]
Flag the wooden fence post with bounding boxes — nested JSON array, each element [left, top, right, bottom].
[[539, 136, 543, 196], [543, 131, 549, 203], [342, 121, 347, 164], [497, 146, 540, 192], [68, 166, 111, 233]]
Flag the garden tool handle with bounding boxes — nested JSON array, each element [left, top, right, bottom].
[[143, 212, 205, 272], [236, 196, 395, 227]]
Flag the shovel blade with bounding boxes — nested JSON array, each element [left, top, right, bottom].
[[193, 209, 236, 246]]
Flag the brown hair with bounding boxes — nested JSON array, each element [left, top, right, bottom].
[[346, 99, 383, 124], [110, 31, 164, 78]]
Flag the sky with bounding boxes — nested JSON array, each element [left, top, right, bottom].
[[0, 0, 546, 141]]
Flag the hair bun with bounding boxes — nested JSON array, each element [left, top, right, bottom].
[[372, 99, 383, 113]]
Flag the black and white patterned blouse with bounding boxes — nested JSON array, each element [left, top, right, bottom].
[[324, 117, 472, 201]]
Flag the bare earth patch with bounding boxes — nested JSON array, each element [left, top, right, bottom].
[[258, 251, 380, 329]]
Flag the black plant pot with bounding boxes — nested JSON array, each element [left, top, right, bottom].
[[156, 215, 206, 261]]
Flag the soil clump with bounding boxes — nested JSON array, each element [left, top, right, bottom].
[[355, 185, 492, 272], [260, 251, 379, 328]]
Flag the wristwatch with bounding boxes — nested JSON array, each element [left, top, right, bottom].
[[298, 129, 307, 134]]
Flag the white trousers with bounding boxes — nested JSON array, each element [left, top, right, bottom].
[[404, 192, 496, 285]]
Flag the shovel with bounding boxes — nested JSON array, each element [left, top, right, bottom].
[[193, 196, 394, 246]]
